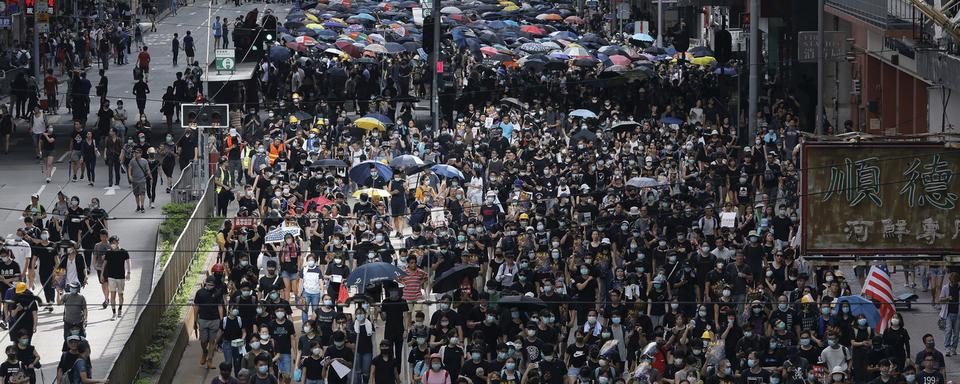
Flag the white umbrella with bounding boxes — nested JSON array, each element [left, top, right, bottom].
[[626, 177, 658, 188], [440, 6, 463, 14]]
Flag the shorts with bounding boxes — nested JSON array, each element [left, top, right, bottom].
[[277, 354, 292, 376], [70, 150, 82, 162], [281, 271, 299, 281], [42, 150, 54, 158], [132, 181, 146, 196], [108, 277, 124, 292], [197, 318, 220, 342], [931, 266, 946, 277], [567, 367, 580, 377]]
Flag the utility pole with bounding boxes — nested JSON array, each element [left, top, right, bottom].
[[33, 11, 40, 82], [747, 0, 759, 138], [816, 0, 825, 134], [430, 0, 440, 140]]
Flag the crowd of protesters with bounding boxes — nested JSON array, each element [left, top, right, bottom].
[[0, 0, 956, 382]]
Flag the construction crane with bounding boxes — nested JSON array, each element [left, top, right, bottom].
[[910, 0, 960, 43]]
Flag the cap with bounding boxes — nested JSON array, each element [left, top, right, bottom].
[[66, 335, 81, 342], [601, 238, 611, 245], [204, 276, 217, 284], [430, 353, 442, 361], [290, 116, 299, 124], [14, 282, 26, 294]]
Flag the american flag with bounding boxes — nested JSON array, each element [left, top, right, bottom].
[[862, 265, 896, 332]]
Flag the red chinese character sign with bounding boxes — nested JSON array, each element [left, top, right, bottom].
[[800, 143, 960, 255]]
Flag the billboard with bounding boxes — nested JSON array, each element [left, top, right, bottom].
[[800, 143, 960, 255]]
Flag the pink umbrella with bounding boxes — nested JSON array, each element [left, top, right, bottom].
[[520, 25, 546, 36], [564, 15, 584, 25], [295, 36, 318, 46], [608, 55, 631, 66], [480, 46, 499, 56], [285, 42, 310, 53]]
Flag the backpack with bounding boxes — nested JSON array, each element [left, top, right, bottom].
[[15, 51, 28, 66]]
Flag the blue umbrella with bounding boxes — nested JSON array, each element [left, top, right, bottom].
[[345, 262, 407, 288], [364, 112, 393, 125], [832, 295, 882, 329], [631, 32, 654, 42], [349, 160, 393, 184], [550, 30, 578, 40], [713, 67, 737, 76], [660, 116, 683, 125], [269, 45, 291, 62], [569, 109, 598, 119], [431, 164, 465, 179]]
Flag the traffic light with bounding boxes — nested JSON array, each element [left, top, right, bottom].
[[180, 104, 230, 128], [423, 15, 435, 56]]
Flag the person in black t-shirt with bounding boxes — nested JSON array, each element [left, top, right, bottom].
[[102, 236, 130, 320], [323, 331, 354, 384], [195, 276, 224, 369], [268, 307, 296, 380], [299, 340, 325, 382], [0, 345, 25, 384], [370, 340, 399, 384]]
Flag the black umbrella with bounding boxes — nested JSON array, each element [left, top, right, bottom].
[[345, 262, 407, 287], [432, 264, 480, 293], [500, 97, 523, 108], [498, 295, 547, 310], [611, 120, 641, 132], [571, 129, 598, 142], [310, 159, 348, 168]]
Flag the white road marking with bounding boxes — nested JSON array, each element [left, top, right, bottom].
[[35, 184, 45, 197], [57, 152, 69, 162], [50, 166, 56, 179], [189, 12, 197, 15]]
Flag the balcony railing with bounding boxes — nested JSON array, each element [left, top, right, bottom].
[[826, 0, 917, 30]]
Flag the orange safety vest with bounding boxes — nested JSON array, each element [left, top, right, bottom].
[[268, 142, 285, 165]]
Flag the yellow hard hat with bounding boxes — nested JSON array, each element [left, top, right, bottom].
[[289, 116, 299, 124], [292, 92, 301, 99], [311, 128, 320, 134], [801, 294, 814, 304], [15, 282, 26, 294], [519, 213, 529, 220], [701, 330, 714, 340]]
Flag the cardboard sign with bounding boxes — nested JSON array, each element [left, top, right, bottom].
[[720, 212, 737, 228]]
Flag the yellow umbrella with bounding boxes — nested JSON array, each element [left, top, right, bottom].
[[354, 117, 386, 131], [502, 4, 519, 11], [353, 188, 391, 199], [304, 13, 319, 22], [690, 56, 718, 66], [305, 23, 325, 30]]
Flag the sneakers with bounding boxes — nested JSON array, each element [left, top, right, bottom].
[[45, 178, 50, 183], [72, 175, 77, 182], [150, 202, 155, 209], [102, 300, 108, 309]]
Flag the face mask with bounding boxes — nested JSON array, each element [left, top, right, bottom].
[[821, 307, 831, 315], [827, 339, 837, 347], [770, 377, 780, 384], [722, 289, 731, 297], [769, 342, 778, 349], [334, 258, 343, 265], [260, 334, 270, 340], [743, 331, 753, 337], [497, 352, 507, 360], [890, 318, 900, 327], [747, 359, 757, 368], [601, 332, 611, 339], [440, 303, 450, 311], [471, 352, 482, 361], [269, 292, 279, 300], [324, 300, 334, 306], [580, 268, 590, 276], [250, 341, 261, 349], [258, 365, 269, 374], [800, 338, 811, 346], [303, 325, 312, 333], [231, 309, 239, 316], [587, 316, 597, 324], [858, 318, 868, 327], [357, 314, 367, 322], [504, 363, 516, 370], [334, 341, 345, 348], [612, 317, 621, 324], [256, 307, 264, 315], [670, 303, 679, 310], [905, 374, 916, 383], [239, 260, 249, 267], [40, 233, 49, 240], [526, 329, 536, 337], [832, 374, 844, 382]]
